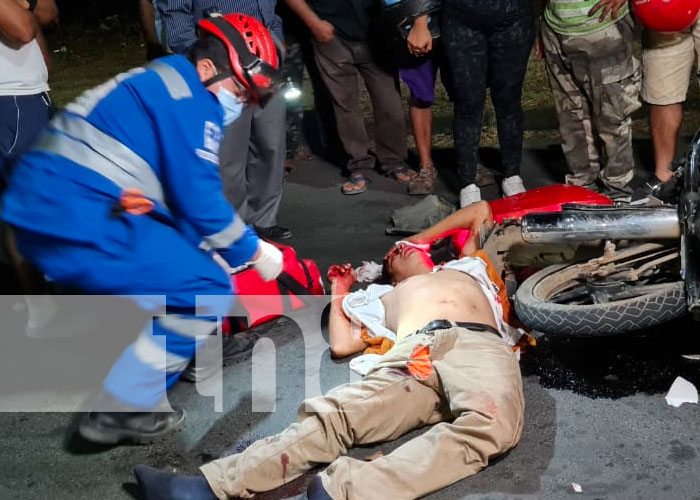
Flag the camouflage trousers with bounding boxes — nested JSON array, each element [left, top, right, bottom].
[[542, 15, 641, 190]]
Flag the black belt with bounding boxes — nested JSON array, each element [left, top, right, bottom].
[[416, 319, 501, 338]]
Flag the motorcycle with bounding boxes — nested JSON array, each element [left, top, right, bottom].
[[506, 131, 700, 336]]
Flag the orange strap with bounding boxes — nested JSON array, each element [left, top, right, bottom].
[[469, 249, 537, 353], [119, 188, 154, 216]]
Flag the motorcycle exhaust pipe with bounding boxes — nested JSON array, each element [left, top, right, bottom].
[[521, 207, 681, 243]]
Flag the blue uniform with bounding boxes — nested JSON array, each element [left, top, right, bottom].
[[1, 55, 260, 408]]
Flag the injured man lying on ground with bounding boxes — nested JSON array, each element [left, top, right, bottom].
[[134, 201, 527, 500]]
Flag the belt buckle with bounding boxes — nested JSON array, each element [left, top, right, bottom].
[[421, 319, 452, 335]]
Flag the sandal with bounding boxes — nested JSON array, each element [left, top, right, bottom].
[[408, 165, 437, 195], [342, 174, 369, 195], [386, 164, 417, 184]]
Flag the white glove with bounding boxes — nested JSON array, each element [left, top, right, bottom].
[[250, 240, 284, 281]]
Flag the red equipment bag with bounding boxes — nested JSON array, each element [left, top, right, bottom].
[[225, 242, 325, 333]]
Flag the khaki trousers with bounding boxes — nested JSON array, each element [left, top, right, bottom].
[[200, 326, 524, 500]]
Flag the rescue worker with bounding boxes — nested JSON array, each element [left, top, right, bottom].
[[1, 13, 285, 444]]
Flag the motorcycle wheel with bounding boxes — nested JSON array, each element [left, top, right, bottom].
[[514, 244, 687, 336]]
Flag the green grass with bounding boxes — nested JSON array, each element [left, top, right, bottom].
[[47, 16, 147, 107], [47, 15, 700, 151]]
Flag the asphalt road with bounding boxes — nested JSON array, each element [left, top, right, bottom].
[[1, 141, 699, 500]]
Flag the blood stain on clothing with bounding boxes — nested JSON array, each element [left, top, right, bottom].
[[389, 368, 408, 378], [281, 453, 290, 482], [484, 401, 499, 418]]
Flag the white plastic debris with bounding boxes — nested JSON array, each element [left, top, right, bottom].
[[571, 482, 583, 493], [665, 376, 699, 407], [355, 261, 383, 283], [681, 354, 700, 361]]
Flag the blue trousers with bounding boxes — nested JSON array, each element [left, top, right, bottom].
[[14, 214, 233, 408], [0, 93, 52, 192]]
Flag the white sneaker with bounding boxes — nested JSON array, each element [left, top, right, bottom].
[[459, 183, 482, 207], [502, 175, 526, 197]]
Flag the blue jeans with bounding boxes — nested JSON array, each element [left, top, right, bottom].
[[0, 92, 53, 192]]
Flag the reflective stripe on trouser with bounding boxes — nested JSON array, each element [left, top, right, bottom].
[[542, 16, 640, 190], [102, 314, 216, 408], [200, 327, 524, 500]]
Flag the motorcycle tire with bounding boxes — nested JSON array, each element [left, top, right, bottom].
[[515, 263, 687, 336]]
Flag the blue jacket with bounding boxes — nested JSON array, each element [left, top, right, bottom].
[[2, 55, 259, 268]]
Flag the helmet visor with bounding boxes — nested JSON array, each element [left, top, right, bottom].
[[244, 59, 284, 105]]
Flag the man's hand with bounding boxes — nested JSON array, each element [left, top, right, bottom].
[[407, 16, 432, 56], [327, 264, 356, 293], [588, 0, 627, 22], [311, 18, 334, 43]]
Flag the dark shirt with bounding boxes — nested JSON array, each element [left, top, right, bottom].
[[307, 0, 378, 41], [445, 0, 532, 20], [157, 0, 283, 54]]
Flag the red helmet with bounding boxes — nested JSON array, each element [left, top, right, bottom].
[[197, 13, 281, 103], [632, 0, 700, 32]]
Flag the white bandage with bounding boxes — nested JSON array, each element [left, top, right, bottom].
[[395, 240, 431, 251], [250, 240, 284, 282]]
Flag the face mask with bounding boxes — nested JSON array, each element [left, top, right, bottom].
[[216, 87, 244, 126]]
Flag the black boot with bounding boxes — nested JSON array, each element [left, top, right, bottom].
[[78, 393, 186, 444], [134, 465, 216, 500], [631, 175, 680, 206], [254, 225, 293, 241], [307, 476, 334, 500]]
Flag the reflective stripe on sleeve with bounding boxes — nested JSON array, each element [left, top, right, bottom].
[[149, 60, 193, 100], [203, 216, 247, 249]]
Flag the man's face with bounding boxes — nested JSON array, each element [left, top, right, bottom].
[[196, 58, 252, 103], [384, 242, 433, 284], [207, 74, 252, 103]]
